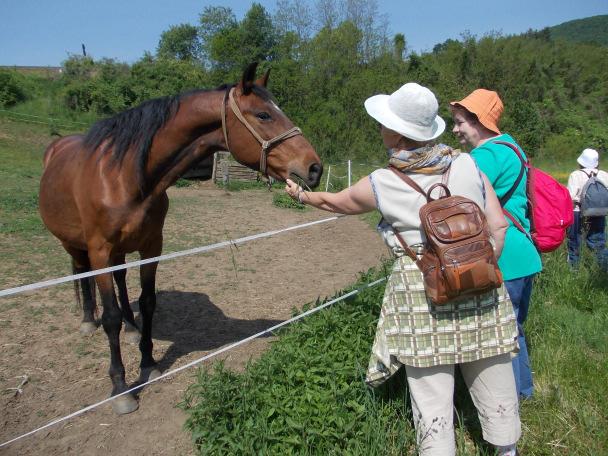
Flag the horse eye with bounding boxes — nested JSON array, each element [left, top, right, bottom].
[[256, 112, 272, 121]]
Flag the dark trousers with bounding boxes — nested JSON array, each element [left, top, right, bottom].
[[567, 211, 608, 269]]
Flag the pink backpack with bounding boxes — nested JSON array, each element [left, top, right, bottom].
[[494, 141, 574, 253]]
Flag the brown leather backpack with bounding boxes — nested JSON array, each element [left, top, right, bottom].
[[389, 166, 503, 305]]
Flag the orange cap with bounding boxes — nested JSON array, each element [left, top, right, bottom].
[[450, 89, 503, 134]]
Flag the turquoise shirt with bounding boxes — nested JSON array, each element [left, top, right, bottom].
[[471, 133, 542, 280]]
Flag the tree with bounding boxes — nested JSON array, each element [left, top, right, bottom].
[[274, 0, 313, 40], [315, 0, 341, 30], [394, 33, 406, 61], [157, 24, 201, 61], [199, 6, 238, 69], [240, 3, 277, 64]]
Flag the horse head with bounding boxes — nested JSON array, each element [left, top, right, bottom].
[[224, 62, 323, 188]]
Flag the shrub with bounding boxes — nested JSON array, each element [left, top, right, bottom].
[[0, 70, 27, 107]]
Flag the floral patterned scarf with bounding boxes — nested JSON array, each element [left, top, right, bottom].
[[388, 143, 459, 174]]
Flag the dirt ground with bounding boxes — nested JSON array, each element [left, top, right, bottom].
[[0, 181, 387, 455]]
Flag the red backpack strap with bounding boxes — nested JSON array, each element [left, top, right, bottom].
[[502, 208, 535, 243]]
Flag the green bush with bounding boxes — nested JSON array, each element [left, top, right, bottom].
[[179, 266, 418, 455], [0, 70, 28, 107]]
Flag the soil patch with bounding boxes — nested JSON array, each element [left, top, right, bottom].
[[0, 182, 388, 455]]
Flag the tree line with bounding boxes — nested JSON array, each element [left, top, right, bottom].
[[1, 1, 607, 163]]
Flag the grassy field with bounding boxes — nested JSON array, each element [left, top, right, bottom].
[[181, 247, 608, 455], [1, 117, 606, 454]]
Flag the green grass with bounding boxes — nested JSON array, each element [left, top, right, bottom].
[[0, 117, 50, 234], [272, 192, 307, 211], [1, 114, 606, 454], [181, 251, 608, 455]]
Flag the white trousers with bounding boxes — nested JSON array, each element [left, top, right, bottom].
[[405, 353, 521, 456]]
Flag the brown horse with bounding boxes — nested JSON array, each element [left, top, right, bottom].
[[38, 63, 322, 414]]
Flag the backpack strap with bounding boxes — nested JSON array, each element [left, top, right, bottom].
[[492, 141, 537, 246], [493, 140, 528, 207], [386, 165, 434, 263], [388, 165, 427, 197], [579, 169, 598, 179]]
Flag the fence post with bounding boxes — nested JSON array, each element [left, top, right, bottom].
[[325, 165, 331, 192], [348, 160, 351, 187]]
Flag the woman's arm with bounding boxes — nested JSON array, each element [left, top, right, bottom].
[[481, 172, 508, 258], [285, 176, 376, 215]]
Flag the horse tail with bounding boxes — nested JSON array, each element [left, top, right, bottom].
[[90, 277, 98, 320], [72, 264, 82, 312], [71, 262, 98, 319]]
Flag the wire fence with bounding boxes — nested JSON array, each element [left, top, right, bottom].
[[0, 214, 386, 449], [323, 160, 385, 191], [0, 109, 92, 130]]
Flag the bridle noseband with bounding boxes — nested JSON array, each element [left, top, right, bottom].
[[221, 87, 303, 177]]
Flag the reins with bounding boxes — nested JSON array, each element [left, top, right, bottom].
[[221, 87, 303, 176]]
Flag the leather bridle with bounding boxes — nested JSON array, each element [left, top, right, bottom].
[[221, 87, 303, 177]]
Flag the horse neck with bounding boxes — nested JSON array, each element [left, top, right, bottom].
[[143, 90, 225, 199]]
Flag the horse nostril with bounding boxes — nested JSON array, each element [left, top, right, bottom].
[[308, 163, 323, 187]]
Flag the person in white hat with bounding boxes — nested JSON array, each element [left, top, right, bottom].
[[566, 148, 608, 268], [285, 83, 521, 456]]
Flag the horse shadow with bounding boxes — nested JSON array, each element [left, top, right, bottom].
[[130, 290, 281, 374]]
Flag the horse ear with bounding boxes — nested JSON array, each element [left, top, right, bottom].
[[255, 69, 271, 88], [241, 62, 258, 95]]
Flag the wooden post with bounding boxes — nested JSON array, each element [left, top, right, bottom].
[[325, 165, 331, 192], [211, 152, 218, 183], [222, 162, 229, 186], [348, 160, 351, 187]]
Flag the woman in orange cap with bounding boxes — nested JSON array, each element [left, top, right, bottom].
[[450, 89, 542, 403]]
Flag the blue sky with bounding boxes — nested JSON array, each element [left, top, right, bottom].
[[1, 0, 607, 67]]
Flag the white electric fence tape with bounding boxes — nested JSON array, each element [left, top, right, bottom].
[[0, 215, 344, 298], [0, 277, 386, 449]]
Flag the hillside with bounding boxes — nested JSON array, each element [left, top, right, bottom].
[[550, 14, 608, 46]]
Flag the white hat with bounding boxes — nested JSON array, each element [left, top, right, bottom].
[[364, 82, 446, 142], [577, 148, 599, 168]]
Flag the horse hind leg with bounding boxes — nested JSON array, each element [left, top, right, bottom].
[[67, 249, 98, 336], [113, 255, 141, 345]]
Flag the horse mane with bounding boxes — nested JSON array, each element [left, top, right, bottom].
[[82, 82, 271, 194], [83, 94, 180, 191]]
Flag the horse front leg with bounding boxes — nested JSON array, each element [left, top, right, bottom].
[[89, 248, 139, 415], [138, 238, 162, 383], [112, 254, 141, 345]]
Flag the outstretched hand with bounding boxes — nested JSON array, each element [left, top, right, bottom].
[[285, 178, 302, 201]]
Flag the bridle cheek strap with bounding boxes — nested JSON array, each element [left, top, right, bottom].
[[221, 87, 302, 176]]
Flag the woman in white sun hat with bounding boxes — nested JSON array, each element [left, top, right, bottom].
[[566, 147, 608, 269], [285, 83, 521, 456]]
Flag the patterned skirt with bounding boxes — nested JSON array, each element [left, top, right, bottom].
[[366, 255, 518, 387]]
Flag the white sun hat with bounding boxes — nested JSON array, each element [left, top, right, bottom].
[[577, 148, 599, 168], [364, 82, 446, 142]]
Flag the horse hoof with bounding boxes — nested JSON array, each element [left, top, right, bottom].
[[111, 394, 139, 415], [79, 322, 97, 336], [140, 366, 162, 383], [123, 328, 141, 345]]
